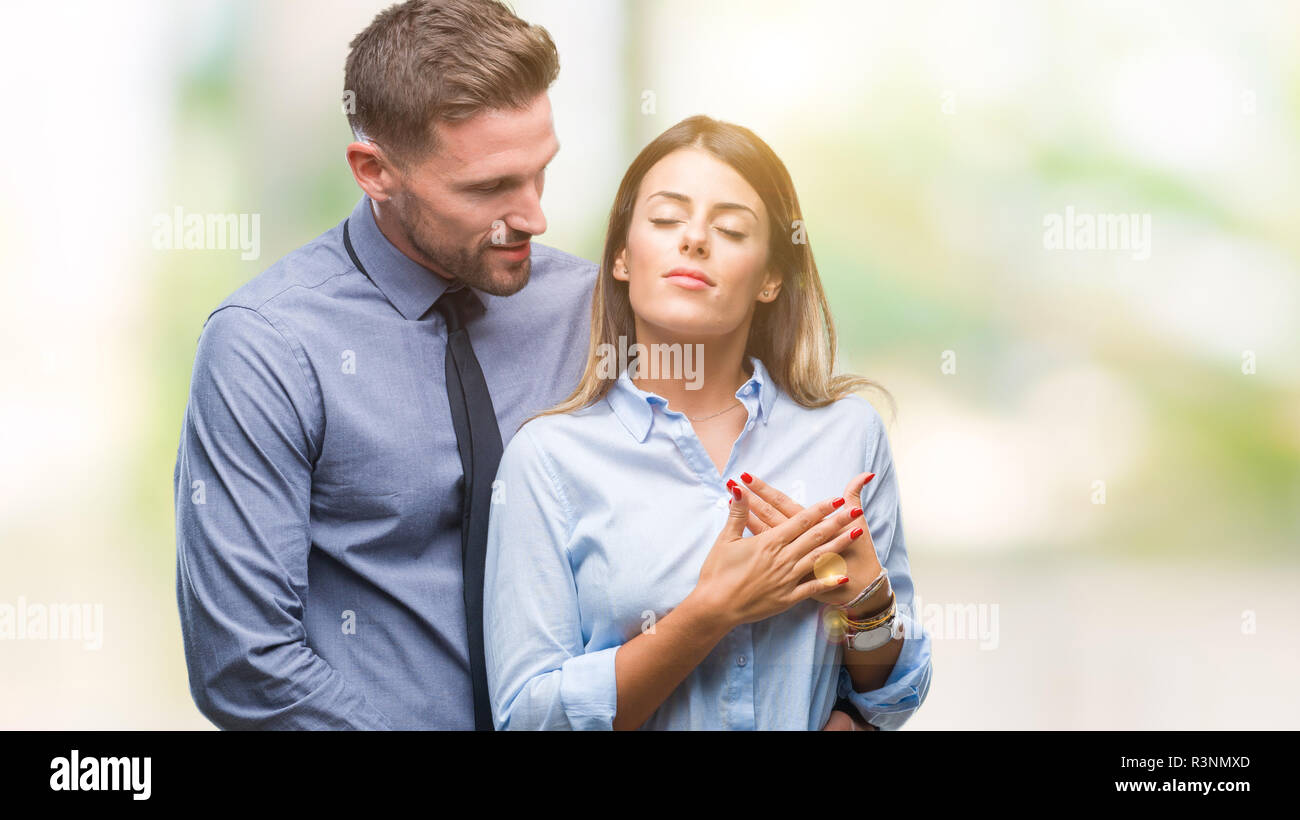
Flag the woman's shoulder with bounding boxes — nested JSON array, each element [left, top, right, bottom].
[[505, 401, 616, 463], [832, 392, 889, 432], [774, 387, 889, 437], [765, 388, 897, 477], [829, 392, 897, 473]]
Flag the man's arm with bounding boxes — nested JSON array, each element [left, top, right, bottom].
[[175, 305, 391, 730]]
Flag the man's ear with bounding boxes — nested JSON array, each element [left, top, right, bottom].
[[346, 141, 399, 203], [611, 248, 630, 282]]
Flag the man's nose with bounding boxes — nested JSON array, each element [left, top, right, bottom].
[[505, 184, 547, 238]]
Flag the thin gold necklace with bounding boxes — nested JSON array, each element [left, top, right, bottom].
[[687, 400, 744, 422]]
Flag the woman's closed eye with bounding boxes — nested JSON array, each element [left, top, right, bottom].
[[649, 218, 746, 239]]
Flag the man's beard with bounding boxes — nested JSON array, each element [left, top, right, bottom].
[[394, 194, 531, 297]]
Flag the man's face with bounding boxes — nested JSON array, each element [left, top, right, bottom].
[[386, 92, 558, 297]]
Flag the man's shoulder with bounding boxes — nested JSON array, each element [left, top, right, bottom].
[[481, 242, 597, 331], [528, 242, 598, 273], [211, 221, 356, 320], [525, 242, 599, 295]]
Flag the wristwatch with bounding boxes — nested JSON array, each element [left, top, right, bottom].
[[844, 600, 900, 652]]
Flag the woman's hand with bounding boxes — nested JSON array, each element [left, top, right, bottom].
[[728, 472, 882, 607], [689, 486, 866, 631]]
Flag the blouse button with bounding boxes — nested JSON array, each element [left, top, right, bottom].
[[737, 655, 747, 667]]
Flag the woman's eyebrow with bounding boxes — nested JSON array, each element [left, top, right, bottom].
[[647, 190, 758, 219]]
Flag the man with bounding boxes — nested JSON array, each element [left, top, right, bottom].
[[175, 0, 868, 731], [174, 0, 592, 730]]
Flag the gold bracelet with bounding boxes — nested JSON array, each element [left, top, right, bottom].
[[842, 576, 892, 621], [842, 595, 896, 631], [835, 568, 888, 611]]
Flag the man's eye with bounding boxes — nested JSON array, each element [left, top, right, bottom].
[[473, 183, 502, 194]]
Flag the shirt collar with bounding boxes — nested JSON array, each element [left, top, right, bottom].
[[607, 355, 776, 442], [344, 195, 458, 321]]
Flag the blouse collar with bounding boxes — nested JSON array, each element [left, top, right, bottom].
[[607, 354, 776, 442]]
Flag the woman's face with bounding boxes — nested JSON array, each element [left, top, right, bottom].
[[613, 147, 781, 341]]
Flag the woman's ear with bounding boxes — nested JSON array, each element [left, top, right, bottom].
[[757, 272, 783, 303], [612, 248, 630, 282]]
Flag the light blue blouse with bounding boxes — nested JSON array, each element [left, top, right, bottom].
[[483, 356, 933, 730]]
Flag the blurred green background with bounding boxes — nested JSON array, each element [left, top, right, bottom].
[[1, 0, 1297, 729]]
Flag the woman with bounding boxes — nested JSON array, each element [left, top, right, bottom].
[[483, 115, 932, 730]]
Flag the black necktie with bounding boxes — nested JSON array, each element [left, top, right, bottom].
[[434, 285, 503, 732]]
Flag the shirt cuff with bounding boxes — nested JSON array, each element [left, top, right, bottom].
[[559, 646, 620, 731], [837, 610, 932, 731]]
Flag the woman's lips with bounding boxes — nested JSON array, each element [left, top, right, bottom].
[[665, 274, 711, 290], [663, 267, 715, 289]]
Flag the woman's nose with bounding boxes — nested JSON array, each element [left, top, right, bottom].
[[680, 224, 709, 257]]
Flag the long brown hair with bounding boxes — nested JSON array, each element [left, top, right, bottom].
[[533, 114, 892, 422]]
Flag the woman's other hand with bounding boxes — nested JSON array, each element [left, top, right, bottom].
[[729, 471, 882, 607], [689, 486, 865, 630]]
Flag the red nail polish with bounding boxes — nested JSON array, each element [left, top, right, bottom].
[[864, 473, 876, 484], [850, 507, 862, 519], [728, 498, 733, 505], [726, 479, 737, 490], [850, 527, 863, 539], [837, 576, 850, 585], [832, 498, 845, 509], [732, 487, 742, 501], [741, 472, 753, 484]]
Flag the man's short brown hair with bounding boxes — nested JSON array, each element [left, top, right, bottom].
[[344, 0, 559, 166]]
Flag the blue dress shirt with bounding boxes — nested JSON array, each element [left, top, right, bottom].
[[484, 356, 933, 730], [174, 195, 597, 729]]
